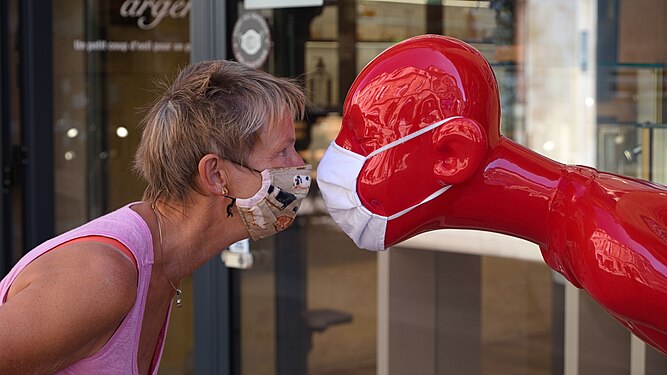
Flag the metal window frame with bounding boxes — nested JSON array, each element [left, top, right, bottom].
[[0, 0, 11, 275], [19, 0, 54, 251], [0, 0, 55, 273], [190, 1, 231, 374]]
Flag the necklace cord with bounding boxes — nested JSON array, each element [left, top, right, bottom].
[[152, 204, 183, 308]]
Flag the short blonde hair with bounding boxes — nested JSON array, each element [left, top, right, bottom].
[[134, 60, 307, 204]]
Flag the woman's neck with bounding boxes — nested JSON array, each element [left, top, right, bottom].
[[137, 198, 248, 283]]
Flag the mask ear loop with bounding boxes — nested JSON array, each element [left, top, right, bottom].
[[223, 167, 266, 217], [221, 187, 236, 217]]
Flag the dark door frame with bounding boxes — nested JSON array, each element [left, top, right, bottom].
[[19, 0, 55, 252], [190, 1, 232, 374], [1, 0, 54, 277], [1, 0, 12, 275]]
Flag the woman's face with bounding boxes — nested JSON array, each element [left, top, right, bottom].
[[224, 109, 305, 200], [246, 110, 305, 171]]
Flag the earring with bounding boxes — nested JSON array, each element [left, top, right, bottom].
[[221, 187, 228, 196]]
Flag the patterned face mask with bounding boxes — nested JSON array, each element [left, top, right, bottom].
[[227, 165, 312, 240]]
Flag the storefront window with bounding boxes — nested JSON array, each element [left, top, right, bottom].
[[595, 0, 666, 184], [228, 3, 378, 374], [41, 0, 667, 374], [231, 1, 666, 375], [52, 0, 193, 373]]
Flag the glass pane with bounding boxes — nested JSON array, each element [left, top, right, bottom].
[[232, 1, 667, 374], [357, 1, 426, 42], [597, 66, 666, 182], [596, 0, 666, 184], [52, 0, 193, 373], [232, 4, 378, 375], [479, 256, 553, 375], [305, 219, 377, 375], [238, 236, 277, 374], [385, 249, 555, 375], [53, 0, 88, 233]]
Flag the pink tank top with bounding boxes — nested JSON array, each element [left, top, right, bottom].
[[0, 203, 171, 374]]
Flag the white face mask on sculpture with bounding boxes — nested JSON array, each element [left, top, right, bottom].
[[316, 116, 462, 251]]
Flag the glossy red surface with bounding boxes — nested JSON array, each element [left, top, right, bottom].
[[543, 166, 667, 352], [332, 34, 667, 355], [337, 35, 500, 154]]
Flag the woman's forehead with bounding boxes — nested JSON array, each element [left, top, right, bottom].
[[255, 112, 295, 148]]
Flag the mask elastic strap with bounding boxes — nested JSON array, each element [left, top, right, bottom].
[[219, 162, 262, 218], [225, 197, 236, 217], [366, 116, 463, 159], [386, 184, 453, 220]]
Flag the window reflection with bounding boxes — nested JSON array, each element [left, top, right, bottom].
[[52, 0, 193, 373], [43, 0, 667, 374]]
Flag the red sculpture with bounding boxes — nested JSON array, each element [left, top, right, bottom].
[[316, 34, 667, 355]]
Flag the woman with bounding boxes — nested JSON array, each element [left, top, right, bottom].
[[0, 60, 311, 374]]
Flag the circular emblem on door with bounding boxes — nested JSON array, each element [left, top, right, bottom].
[[232, 12, 271, 69]]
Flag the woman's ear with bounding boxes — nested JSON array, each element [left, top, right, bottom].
[[431, 117, 488, 185], [197, 154, 227, 196]]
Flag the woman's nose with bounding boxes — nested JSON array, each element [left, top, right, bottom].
[[289, 148, 306, 167]]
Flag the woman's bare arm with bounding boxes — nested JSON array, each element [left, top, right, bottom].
[[0, 243, 137, 374]]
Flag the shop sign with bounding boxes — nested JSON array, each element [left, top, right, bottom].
[[73, 39, 190, 53], [71, 0, 191, 53], [231, 12, 271, 69], [119, 0, 191, 30], [245, 0, 323, 9]]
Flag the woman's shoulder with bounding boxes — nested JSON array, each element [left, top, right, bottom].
[[0, 241, 138, 373], [7, 240, 138, 309]]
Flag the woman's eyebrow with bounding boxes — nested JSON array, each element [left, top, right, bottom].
[[277, 137, 296, 149]]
